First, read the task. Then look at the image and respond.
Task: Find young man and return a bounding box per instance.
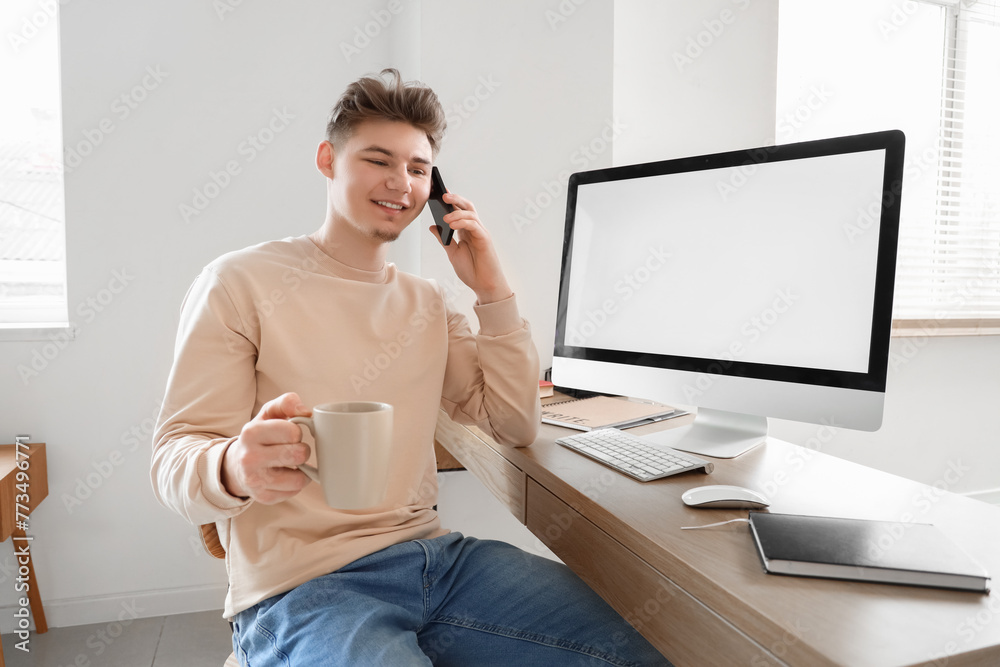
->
[152,69,668,665]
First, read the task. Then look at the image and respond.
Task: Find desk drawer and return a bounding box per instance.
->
[525,478,785,667]
[434,411,526,523]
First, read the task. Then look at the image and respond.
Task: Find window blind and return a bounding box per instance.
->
[894,0,1000,325]
[0,0,67,328]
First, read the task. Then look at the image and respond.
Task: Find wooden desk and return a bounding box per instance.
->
[435,411,1000,667]
[0,442,48,666]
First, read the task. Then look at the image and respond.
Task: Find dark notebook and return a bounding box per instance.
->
[748,512,991,593]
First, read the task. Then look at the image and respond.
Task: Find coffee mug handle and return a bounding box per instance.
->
[289,416,321,484]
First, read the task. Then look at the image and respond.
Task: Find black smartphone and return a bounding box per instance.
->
[428,166,455,246]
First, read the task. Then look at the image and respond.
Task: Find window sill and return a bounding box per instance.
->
[0,324,78,342]
[891,319,1000,338]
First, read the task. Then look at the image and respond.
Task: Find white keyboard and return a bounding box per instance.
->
[556,428,714,481]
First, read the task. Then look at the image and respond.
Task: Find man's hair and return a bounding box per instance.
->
[326,68,447,156]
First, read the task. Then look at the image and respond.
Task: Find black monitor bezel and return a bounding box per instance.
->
[553,130,905,393]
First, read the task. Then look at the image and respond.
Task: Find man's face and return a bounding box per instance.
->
[326,119,433,243]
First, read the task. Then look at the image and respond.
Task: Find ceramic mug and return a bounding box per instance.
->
[290,401,393,510]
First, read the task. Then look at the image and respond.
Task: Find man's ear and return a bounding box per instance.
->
[316,140,335,178]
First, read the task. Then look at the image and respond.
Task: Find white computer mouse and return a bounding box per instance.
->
[681,484,769,509]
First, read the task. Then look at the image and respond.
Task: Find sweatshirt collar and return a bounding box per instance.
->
[302,236,392,284]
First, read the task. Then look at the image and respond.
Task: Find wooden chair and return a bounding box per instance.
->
[195,523,238,666]
[0,442,48,667]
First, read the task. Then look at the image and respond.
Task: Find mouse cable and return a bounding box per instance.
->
[680,517,750,531]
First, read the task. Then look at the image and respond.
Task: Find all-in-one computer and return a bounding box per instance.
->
[552,130,905,459]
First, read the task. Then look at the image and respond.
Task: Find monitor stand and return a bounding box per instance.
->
[640,408,766,459]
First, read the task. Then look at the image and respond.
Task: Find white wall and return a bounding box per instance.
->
[614,0,779,163]
[0,0,996,635]
[769,334,1000,503]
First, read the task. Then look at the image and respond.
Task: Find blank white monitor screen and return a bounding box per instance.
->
[564,149,885,374]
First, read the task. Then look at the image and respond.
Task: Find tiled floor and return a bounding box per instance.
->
[0,609,234,667]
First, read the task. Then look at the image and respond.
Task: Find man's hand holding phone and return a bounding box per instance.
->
[426,168,513,306]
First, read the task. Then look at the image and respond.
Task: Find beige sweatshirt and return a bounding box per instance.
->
[151,236,541,619]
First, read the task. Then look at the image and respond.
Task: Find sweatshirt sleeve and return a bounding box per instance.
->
[150,267,257,526]
[439,292,541,447]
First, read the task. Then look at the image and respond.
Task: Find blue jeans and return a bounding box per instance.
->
[232,533,671,666]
